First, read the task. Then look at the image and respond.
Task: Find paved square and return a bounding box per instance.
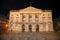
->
[0,32,60,40]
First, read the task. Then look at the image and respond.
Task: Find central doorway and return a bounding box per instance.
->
[29,24,32,32]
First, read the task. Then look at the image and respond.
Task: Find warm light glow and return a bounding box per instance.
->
[5,24,8,28]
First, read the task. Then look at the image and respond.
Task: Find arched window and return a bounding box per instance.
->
[29,24,32,32]
[22,24,25,32]
[36,24,39,32]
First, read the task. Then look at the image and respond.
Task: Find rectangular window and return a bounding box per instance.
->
[22,15,25,18]
[29,15,32,18]
[35,15,38,18]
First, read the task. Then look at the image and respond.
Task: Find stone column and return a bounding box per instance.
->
[50,23,54,32]
[32,24,36,32]
[25,24,29,32]
[39,24,43,32]
[18,24,21,32]
[46,24,49,32]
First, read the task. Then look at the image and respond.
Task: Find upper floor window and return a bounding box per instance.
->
[35,15,38,18]
[16,14,18,16]
[22,15,25,18]
[29,15,32,18]
[43,14,45,16]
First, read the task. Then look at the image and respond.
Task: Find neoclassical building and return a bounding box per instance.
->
[8,6,53,32]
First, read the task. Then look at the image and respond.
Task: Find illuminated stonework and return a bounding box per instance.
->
[8,6,53,32]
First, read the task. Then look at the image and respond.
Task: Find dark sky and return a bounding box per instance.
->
[0,0,60,19]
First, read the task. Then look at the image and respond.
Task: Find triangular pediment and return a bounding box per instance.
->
[19,6,42,13]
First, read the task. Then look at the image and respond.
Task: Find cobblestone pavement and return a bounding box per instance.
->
[0,32,60,40]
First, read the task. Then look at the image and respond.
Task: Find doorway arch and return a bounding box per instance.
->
[22,24,25,32]
[29,24,32,32]
[36,24,39,32]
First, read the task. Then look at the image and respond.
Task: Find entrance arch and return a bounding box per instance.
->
[29,24,32,32]
[22,24,25,32]
[36,24,39,32]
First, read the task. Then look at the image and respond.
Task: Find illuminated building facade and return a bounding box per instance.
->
[8,6,53,32]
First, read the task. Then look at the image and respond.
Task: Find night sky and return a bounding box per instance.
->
[0,0,60,19]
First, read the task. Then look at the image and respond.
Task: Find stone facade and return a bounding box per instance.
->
[8,6,53,32]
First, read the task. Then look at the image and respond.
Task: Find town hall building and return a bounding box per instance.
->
[8,6,54,32]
